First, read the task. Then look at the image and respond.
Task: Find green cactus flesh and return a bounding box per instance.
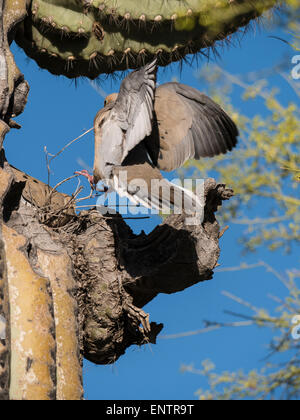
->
[15,0,277,78]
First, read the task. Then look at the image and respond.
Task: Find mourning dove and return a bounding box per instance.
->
[76,59,238,214]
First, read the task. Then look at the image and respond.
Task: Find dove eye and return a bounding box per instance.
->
[104,100,107,106]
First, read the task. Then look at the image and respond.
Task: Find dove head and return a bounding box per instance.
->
[104,93,118,106]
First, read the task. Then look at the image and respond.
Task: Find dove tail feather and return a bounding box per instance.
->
[112,175,203,216]
[169,181,203,214]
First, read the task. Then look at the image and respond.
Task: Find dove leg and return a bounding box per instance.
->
[75,169,95,188]
[75,170,109,194]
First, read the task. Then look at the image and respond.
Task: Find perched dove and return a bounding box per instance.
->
[77,59,238,214]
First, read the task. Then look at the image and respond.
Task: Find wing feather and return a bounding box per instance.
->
[111,59,157,161]
[150,82,238,172]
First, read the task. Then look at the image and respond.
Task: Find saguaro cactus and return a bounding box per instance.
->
[15,0,277,78]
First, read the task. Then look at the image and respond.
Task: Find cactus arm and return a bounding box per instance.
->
[16,0,278,78]
[3,225,57,400]
[36,251,83,401]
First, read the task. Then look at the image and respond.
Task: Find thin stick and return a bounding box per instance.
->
[46,174,79,205]
[75,205,97,209]
[75,189,98,203]
[160,321,253,340]
[73,177,83,197]
[44,127,94,187]
[44,146,51,188]
[49,127,94,163]
[42,185,84,224]
[222,290,261,312]
[52,174,79,192]
[218,225,229,238]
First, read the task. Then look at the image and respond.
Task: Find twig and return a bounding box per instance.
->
[75,204,97,209]
[73,178,83,198]
[75,189,96,204]
[160,320,253,340]
[42,185,84,225]
[44,146,51,189]
[222,290,261,312]
[232,215,290,226]
[223,310,273,323]
[49,127,94,163]
[218,225,229,238]
[53,174,79,193]
[44,127,93,186]
[46,174,79,205]
[215,261,265,273]
[216,261,290,290]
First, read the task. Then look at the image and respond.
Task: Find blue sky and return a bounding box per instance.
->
[7,15,299,400]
